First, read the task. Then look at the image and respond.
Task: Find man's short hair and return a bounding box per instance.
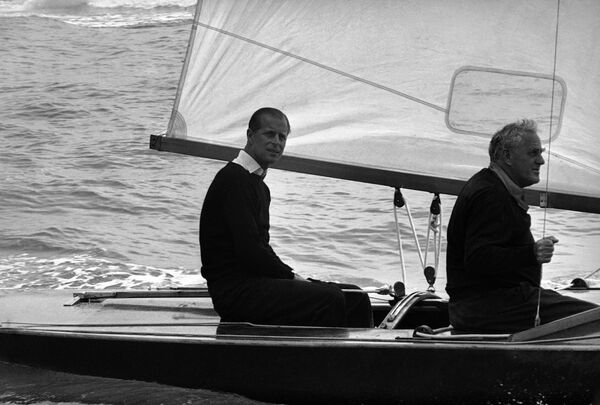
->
[488,119,538,162]
[248,107,290,133]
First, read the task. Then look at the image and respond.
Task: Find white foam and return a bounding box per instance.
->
[2,0,196,25]
[0,253,203,290]
[89,0,196,9]
[58,10,192,27]
[24,0,89,10]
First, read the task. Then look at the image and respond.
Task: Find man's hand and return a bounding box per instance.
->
[534,236,559,264]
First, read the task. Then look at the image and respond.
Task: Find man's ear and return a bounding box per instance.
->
[502,148,512,166]
[246,128,253,143]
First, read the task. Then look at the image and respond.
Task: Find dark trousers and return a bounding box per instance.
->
[449,282,598,333]
[210,277,373,328]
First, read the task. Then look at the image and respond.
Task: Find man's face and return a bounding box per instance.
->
[246,114,289,169]
[505,131,545,187]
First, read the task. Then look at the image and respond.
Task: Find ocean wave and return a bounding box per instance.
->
[21,0,195,11]
[1,0,195,28]
[57,11,193,28]
[0,253,202,289]
[12,101,91,120]
[91,0,196,9]
[0,233,128,260]
[23,0,89,10]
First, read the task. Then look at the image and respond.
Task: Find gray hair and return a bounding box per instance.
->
[488,119,538,162]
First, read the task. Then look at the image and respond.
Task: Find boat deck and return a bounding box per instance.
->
[0,289,418,342]
[2,288,600,344]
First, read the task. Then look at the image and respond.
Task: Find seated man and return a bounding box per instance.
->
[446,119,597,333]
[199,107,373,327]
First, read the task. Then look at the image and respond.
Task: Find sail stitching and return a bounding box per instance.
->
[548,151,600,176]
[196,22,447,113]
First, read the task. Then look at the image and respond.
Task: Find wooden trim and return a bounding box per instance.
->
[509,307,600,342]
[149,135,600,214]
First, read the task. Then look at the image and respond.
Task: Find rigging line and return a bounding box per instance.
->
[196,22,447,113]
[393,204,407,286]
[535,0,562,328]
[404,201,425,269]
[583,267,600,280]
[542,0,561,236]
[435,211,442,271]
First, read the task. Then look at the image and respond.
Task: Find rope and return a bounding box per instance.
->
[535,0,561,328]
[392,189,443,291]
[583,267,600,280]
[404,200,425,269]
[433,211,442,283]
[424,194,442,291]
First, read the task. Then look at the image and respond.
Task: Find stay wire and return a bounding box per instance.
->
[535,0,561,328]
[399,196,425,269]
[393,203,407,286]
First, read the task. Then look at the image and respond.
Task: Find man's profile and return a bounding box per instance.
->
[446,119,597,333]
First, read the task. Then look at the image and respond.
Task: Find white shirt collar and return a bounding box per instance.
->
[489,162,528,211]
[232,150,266,178]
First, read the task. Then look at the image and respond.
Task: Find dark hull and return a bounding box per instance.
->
[1,289,599,404]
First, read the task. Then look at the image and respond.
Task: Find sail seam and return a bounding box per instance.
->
[549,151,600,176]
[196,22,447,113]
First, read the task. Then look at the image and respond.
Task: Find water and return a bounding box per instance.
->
[1,0,599,403]
[0,360,269,405]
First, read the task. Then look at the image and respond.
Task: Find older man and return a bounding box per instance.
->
[446,119,597,333]
[200,107,373,327]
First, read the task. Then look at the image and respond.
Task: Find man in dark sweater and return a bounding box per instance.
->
[446,119,597,333]
[200,107,373,327]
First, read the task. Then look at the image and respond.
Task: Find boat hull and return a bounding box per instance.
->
[1,289,599,404]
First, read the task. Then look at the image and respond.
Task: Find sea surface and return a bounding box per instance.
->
[1,0,599,404]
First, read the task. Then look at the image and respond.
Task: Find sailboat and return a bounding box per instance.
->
[1,0,600,404]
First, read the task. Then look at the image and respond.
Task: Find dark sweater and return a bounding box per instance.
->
[445,168,539,301]
[199,162,294,285]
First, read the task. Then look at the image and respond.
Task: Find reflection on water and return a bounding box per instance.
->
[0,361,269,405]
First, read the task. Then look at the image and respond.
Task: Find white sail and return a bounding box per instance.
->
[162,0,600,212]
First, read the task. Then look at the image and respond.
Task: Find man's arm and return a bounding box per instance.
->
[463,188,537,276]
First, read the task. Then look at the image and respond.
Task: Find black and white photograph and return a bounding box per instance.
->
[1,0,599,404]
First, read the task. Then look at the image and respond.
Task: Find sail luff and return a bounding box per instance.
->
[166,0,204,138]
